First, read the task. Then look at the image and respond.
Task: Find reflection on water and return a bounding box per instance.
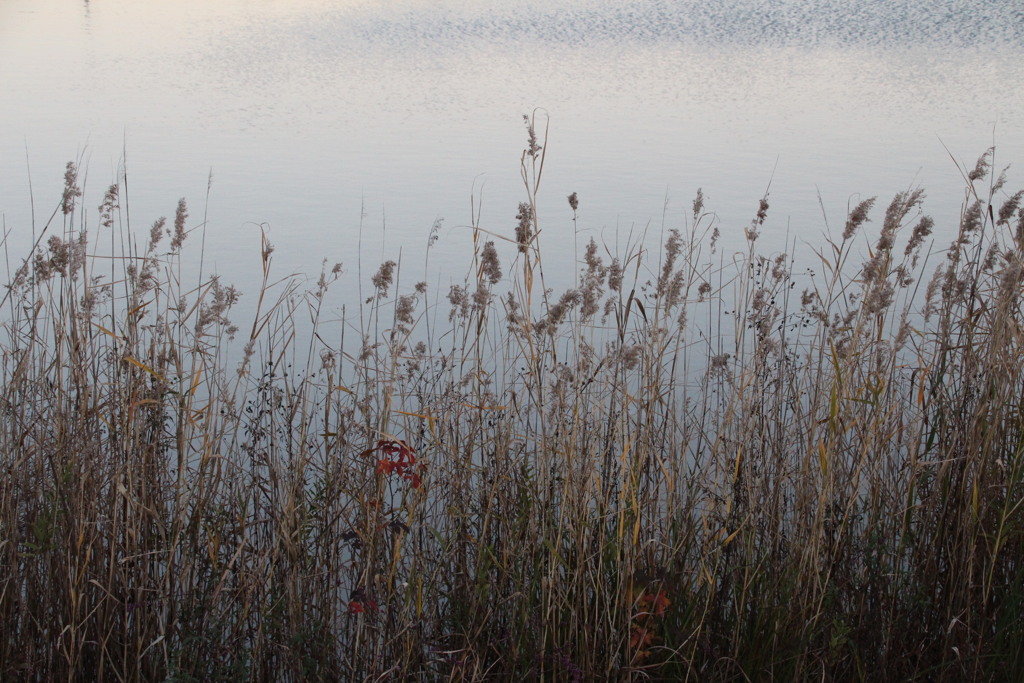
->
[0,0,1022,294]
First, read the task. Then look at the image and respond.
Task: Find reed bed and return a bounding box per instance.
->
[2,122,1024,681]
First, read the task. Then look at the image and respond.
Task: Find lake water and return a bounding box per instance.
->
[2,0,1023,303]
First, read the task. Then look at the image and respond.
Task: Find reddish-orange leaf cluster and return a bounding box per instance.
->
[347,599,378,615]
[360,440,425,489]
[629,626,655,650]
[634,589,671,621]
[629,588,671,661]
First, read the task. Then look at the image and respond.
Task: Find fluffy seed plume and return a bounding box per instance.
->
[515,203,534,253]
[843,197,876,241]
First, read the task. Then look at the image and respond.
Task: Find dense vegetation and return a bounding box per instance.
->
[3,120,1024,680]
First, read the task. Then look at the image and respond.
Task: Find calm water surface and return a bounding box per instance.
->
[1,0,1022,299]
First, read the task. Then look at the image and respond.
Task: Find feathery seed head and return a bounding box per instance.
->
[843,197,876,241]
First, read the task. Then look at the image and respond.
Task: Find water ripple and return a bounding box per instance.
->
[328,0,1024,50]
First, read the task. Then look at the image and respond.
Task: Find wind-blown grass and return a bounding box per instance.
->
[2,121,1024,681]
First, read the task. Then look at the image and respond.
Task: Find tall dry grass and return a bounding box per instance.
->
[2,123,1024,681]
